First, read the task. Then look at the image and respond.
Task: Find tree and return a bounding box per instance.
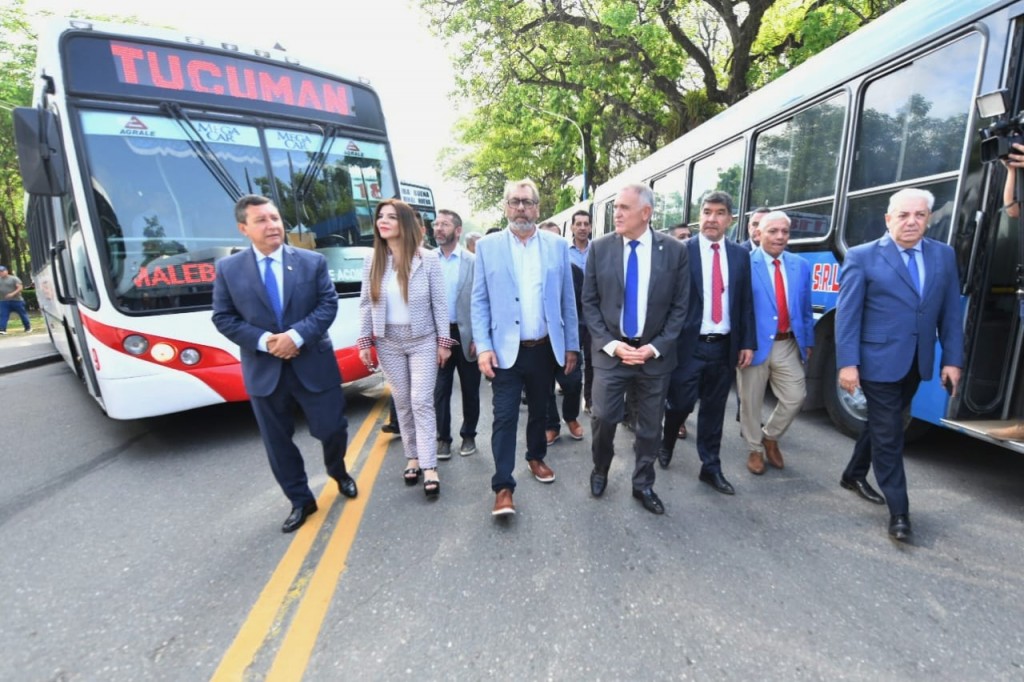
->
[421,0,906,213]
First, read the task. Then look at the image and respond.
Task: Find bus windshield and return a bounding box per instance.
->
[79,109,395,313]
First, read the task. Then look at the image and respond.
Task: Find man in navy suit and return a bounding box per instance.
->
[472,179,579,517]
[836,188,963,542]
[659,191,756,496]
[736,211,814,475]
[213,195,357,534]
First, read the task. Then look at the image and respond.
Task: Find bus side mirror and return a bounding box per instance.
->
[12,107,67,196]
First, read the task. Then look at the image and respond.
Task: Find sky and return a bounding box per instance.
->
[21,0,480,219]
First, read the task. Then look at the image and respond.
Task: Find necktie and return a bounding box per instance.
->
[263,256,283,327]
[773,258,790,333]
[711,242,724,324]
[623,240,639,338]
[905,248,921,296]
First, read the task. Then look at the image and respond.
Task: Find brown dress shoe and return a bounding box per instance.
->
[747,451,766,475]
[528,459,556,483]
[566,420,584,440]
[545,429,560,446]
[763,438,784,469]
[492,489,515,516]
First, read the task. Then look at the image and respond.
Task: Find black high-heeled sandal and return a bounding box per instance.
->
[423,468,440,498]
[403,461,422,486]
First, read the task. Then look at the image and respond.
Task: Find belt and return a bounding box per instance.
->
[774,330,794,341]
[698,333,730,343]
[520,335,549,348]
[620,336,643,346]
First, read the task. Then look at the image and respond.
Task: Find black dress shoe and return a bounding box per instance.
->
[840,477,885,505]
[889,514,912,542]
[657,447,673,469]
[590,470,608,497]
[698,470,735,495]
[282,501,317,533]
[336,475,358,499]
[632,487,665,514]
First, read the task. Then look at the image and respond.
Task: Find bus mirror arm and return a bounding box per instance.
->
[50,241,76,305]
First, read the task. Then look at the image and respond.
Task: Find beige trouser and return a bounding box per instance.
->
[736,338,807,453]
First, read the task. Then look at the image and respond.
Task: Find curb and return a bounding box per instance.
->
[0,353,62,375]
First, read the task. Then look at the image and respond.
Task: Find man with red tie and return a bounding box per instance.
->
[659,191,756,496]
[736,211,814,475]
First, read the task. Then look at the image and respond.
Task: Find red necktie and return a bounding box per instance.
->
[774,258,790,333]
[711,243,723,324]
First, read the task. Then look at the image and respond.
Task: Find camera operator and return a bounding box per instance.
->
[1002,141,1024,218]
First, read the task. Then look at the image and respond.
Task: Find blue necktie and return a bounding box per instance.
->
[905,248,921,296]
[263,256,283,327]
[623,240,639,338]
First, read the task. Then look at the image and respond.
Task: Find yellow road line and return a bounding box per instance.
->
[264,426,391,681]
[210,396,388,682]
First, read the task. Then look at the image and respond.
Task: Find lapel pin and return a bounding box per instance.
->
[287,265,293,271]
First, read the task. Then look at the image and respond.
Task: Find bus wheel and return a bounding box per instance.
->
[822,346,866,439]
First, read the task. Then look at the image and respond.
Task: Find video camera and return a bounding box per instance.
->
[977,89,1024,163]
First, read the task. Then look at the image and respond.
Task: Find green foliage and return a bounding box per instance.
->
[420,0,906,213]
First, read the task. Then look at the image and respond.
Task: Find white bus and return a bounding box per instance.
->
[13,19,398,418]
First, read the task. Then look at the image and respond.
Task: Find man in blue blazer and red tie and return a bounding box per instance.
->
[836,188,963,542]
[659,191,756,496]
[213,195,357,534]
[736,211,814,475]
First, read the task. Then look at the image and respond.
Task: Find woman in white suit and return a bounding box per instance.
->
[358,199,453,497]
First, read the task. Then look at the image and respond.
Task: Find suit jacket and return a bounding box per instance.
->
[212,245,339,397]
[836,234,963,382]
[357,247,450,348]
[749,249,814,365]
[471,228,579,369]
[453,249,477,362]
[676,237,757,365]
[582,229,690,376]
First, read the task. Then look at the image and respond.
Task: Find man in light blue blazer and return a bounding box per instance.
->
[736,211,814,476]
[836,188,964,542]
[472,179,580,517]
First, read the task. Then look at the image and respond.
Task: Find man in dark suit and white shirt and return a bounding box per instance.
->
[659,191,756,496]
[433,209,481,459]
[582,183,689,514]
[836,188,963,542]
[213,194,357,534]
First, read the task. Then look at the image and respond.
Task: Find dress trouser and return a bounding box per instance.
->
[546,361,582,430]
[735,338,806,452]
[490,340,556,492]
[591,361,670,491]
[434,324,481,443]
[376,325,440,469]
[665,337,732,474]
[843,361,921,516]
[249,363,349,507]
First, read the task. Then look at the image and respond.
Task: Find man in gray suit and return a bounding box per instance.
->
[472,179,580,517]
[433,209,481,460]
[582,183,689,514]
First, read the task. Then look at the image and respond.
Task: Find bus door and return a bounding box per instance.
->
[948,13,1024,450]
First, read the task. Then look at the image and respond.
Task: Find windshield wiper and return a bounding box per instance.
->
[293,124,339,204]
[161,102,244,202]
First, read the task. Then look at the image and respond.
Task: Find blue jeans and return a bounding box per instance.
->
[0,300,31,331]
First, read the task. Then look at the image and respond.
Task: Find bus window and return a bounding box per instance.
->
[845,178,957,248]
[688,139,745,232]
[651,165,687,233]
[751,93,847,211]
[850,33,982,191]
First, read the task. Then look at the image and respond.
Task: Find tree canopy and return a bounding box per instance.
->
[420,0,906,215]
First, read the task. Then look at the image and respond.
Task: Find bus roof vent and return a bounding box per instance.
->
[221,43,239,52]
[68,20,93,30]
[185,36,204,46]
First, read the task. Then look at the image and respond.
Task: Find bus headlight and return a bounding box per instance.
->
[123,335,149,356]
[180,348,201,366]
[150,342,176,363]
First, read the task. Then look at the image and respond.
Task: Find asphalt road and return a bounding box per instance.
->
[2,361,1023,681]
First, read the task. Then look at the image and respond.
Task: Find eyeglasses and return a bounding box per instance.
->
[434,221,455,229]
[506,198,539,208]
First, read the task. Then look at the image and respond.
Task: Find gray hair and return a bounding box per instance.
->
[620,182,654,209]
[887,188,935,213]
[503,178,540,203]
[759,210,791,227]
